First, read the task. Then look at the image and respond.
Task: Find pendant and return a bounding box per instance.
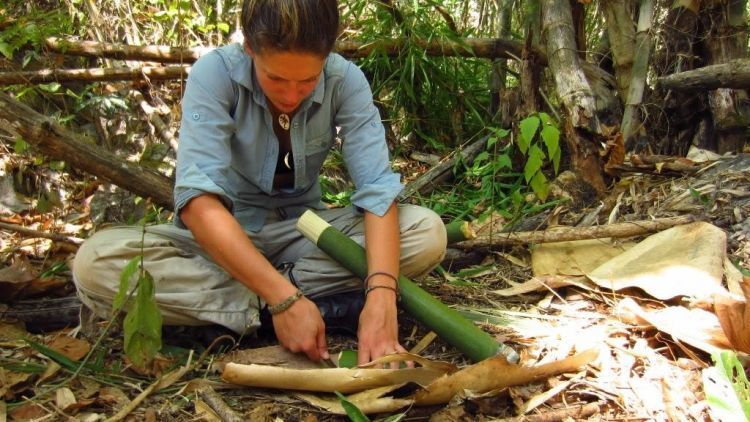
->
[278,113,290,131]
[283,151,293,170]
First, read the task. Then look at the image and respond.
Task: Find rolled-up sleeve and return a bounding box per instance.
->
[174,51,237,227]
[335,62,402,217]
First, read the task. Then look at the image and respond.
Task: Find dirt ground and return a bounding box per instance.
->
[1,153,749,421]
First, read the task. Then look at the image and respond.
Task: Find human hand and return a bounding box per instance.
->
[356,290,411,368]
[272,296,329,362]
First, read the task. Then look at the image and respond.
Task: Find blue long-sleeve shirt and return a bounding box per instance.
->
[174,43,403,232]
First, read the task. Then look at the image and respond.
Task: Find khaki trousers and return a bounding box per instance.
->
[72,205,446,335]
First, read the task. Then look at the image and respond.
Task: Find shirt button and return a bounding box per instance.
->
[293,122,299,129]
[192,113,200,120]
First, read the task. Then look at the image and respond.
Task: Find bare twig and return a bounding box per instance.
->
[196,386,243,422]
[0,221,83,245]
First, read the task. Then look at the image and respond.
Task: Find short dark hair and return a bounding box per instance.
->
[241,0,339,57]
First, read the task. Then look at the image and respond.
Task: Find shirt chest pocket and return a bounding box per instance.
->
[303,128,333,181]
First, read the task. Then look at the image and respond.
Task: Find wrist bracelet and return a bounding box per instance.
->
[364,272,400,301]
[364,272,399,288]
[268,290,304,315]
[365,284,400,301]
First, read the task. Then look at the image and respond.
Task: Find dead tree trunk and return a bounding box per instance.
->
[701,0,750,153]
[542,0,607,194]
[0,92,174,209]
[0,66,189,84]
[603,0,636,100]
[657,59,750,90]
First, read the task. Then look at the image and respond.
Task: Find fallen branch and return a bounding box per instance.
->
[399,135,488,200]
[459,215,696,248]
[45,36,537,63]
[0,66,189,85]
[0,91,174,209]
[0,221,83,245]
[657,58,750,91]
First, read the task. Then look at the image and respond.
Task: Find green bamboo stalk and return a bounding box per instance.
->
[296,210,507,362]
[444,220,476,244]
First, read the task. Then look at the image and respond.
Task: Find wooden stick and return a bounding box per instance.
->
[196,386,243,422]
[459,215,696,248]
[0,66,189,85]
[0,221,83,245]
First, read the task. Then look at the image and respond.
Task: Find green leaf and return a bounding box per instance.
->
[0,41,12,59]
[551,147,561,175]
[529,171,549,201]
[538,112,553,127]
[113,256,142,312]
[216,22,230,33]
[540,125,560,161]
[518,116,540,154]
[123,269,162,369]
[14,138,29,154]
[495,154,512,170]
[334,391,370,422]
[523,144,545,183]
[704,351,750,421]
[38,82,61,93]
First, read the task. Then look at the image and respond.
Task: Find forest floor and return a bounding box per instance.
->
[1,151,749,421]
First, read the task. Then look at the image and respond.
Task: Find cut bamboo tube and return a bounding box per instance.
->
[296,210,504,362]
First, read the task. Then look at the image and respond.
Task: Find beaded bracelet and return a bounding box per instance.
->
[268,290,304,315]
[364,272,400,301]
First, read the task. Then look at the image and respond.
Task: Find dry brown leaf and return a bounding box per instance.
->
[615,298,732,354]
[194,399,222,422]
[413,349,598,406]
[56,387,77,412]
[0,368,32,400]
[588,222,726,300]
[0,257,36,300]
[124,353,174,378]
[713,279,750,353]
[35,361,62,386]
[531,239,633,277]
[603,133,625,176]
[46,335,90,361]
[98,387,131,410]
[8,402,47,420]
[0,320,28,340]
[492,275,594,296]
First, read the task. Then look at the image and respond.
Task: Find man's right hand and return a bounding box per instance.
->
[272,296,329,362]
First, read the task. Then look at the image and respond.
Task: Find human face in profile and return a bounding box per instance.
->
[246,45,325,114]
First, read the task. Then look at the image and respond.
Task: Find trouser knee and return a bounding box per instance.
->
[399,205,447,278]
